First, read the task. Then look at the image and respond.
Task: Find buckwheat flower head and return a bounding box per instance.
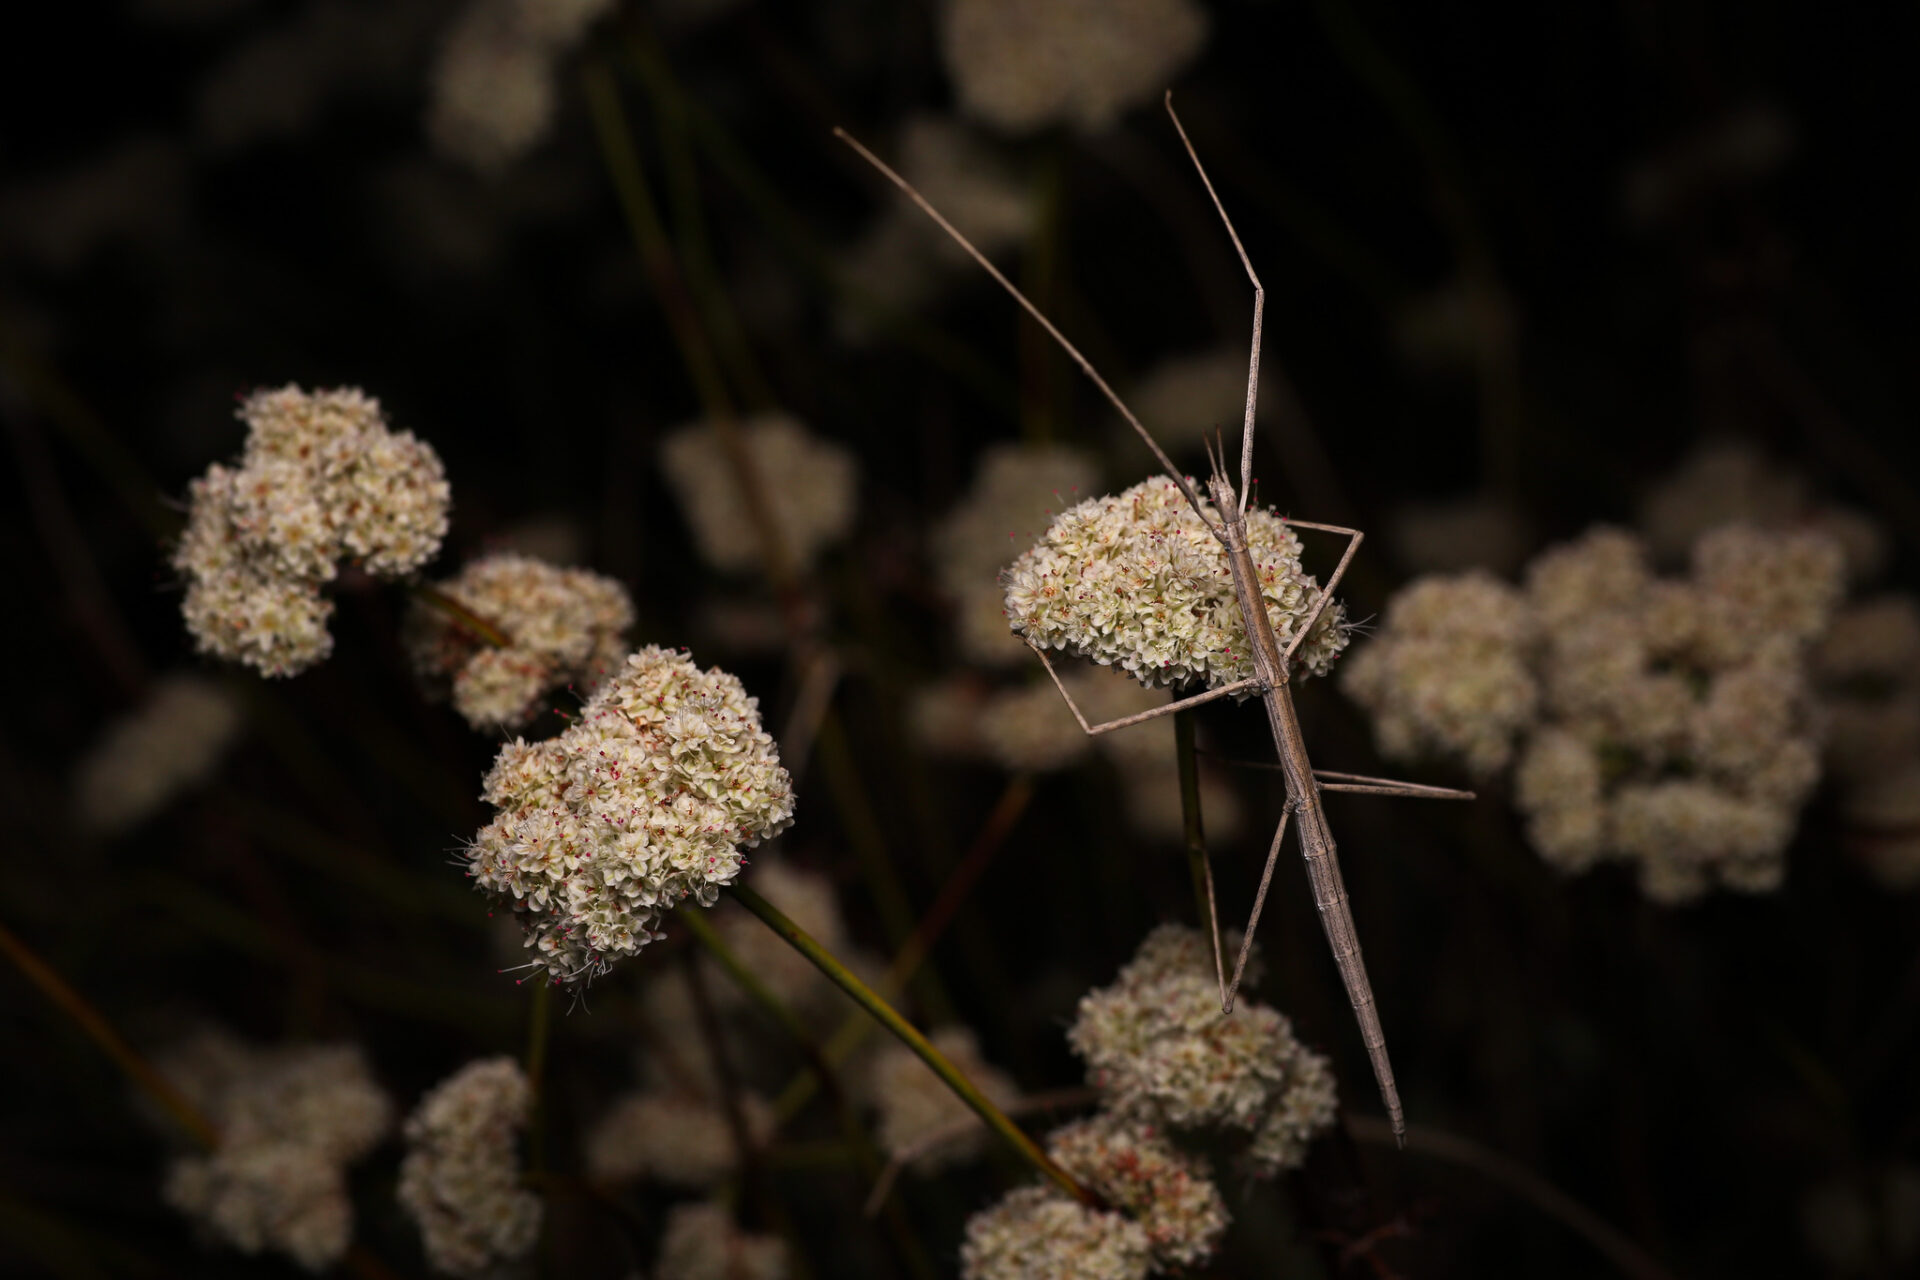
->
[1524,526,1651,631]
[1045,1112,1228,1269]
[585,1087,774,1188]
[1005,478,1348,692]
[426,0,614,173]
[467,646,796,983]
[173,385,450,677]
[1068,926,1336,1168]
[1341,571,1540,776]
[1690,523,1848,667]
[405,552,634,731]
[659,414,858,575]
[74,673,243,834]
[657,1200,788,1280]
[941,0,1209,135]
[397,1057,541,1277]
[933,443,1099,667]
[868,1026,1021,1172]
[960,1185,1153,1280]
[159,1037,392,1272]
[1612,781,1792,903]
[1512,727,1608,873]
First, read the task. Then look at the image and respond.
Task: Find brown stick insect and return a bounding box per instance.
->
[836,96,1471,1146]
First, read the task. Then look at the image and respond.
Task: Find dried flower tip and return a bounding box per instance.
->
[1045,1112,1228,1269]
[941,0,1208,135]
[960,1185,1153,1280]
[173,385,450,677]
[467,645,795,983]
[657,1200,788,1280]
[660,413,858,575]
[1006,478,1348,693]
[868,1026,1021,1173]
[74,673,242,835]
[397,1057,541,1276]
[1341,571,1540,777]
[406,552,634,731]
[586,1087,774,1188]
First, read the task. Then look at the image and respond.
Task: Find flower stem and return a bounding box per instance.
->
[409,581,511,649]
[1175,709,1229,1001]
[724,883,1102,1210]
[0,920,217,1149]
[679,908,938,1280]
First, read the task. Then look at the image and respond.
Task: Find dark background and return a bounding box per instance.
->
[3,1,1918,1277]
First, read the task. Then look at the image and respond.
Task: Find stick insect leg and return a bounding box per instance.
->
[1164,93,1263,515]
[1314,769,1475,801]
[1222,801,1292,1014]
[1028,642,1262,736]
[1280,520,1364,667]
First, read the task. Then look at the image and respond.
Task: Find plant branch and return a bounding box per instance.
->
[725,883,1102,1210]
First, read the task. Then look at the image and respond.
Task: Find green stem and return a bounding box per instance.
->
[409,582,511,649]
[773,773,1034,1123]
[724,884,1101,1210]
[680,909,938,1280]
[1174,709,1228,998]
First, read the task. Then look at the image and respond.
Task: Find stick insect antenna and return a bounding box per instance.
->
[832,126,1225,542]
[1163,92,1262,517]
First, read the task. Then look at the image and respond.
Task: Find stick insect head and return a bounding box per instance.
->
[1200,430,1241,531]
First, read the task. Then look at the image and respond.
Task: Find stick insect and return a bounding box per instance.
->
[836,96,1471,1146]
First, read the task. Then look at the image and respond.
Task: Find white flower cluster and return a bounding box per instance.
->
[74,673,242,835]
[1817,594,1920,889]
[157,1030,392,1272]
[659,413,859,575]
[656,1200,788,1280]
[586,1086,774,1188]
[396,1057,542,1277]
[867,1026,1021,1172]
[1005,478,1349,691]
[935,444,1101,667]
[467,646,796,983]
[1046,1113,1227,1271]
[839,117,1033,338]
[940,0,1209,135]
[173,385,450,677]
[1637,440,1884,582]
[1347,522,1847,902]
[427,0,615,174]
[405,552,634,731]
[962,1185,1154,1280]
[1066,925,1337,1176]
[1340,571,1540,777]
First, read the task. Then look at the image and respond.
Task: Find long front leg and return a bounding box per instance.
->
[1028,641,1262,735]
[1282,519,1363,667]
[1222,802,1291,1013]
[1315,769,1475,801]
